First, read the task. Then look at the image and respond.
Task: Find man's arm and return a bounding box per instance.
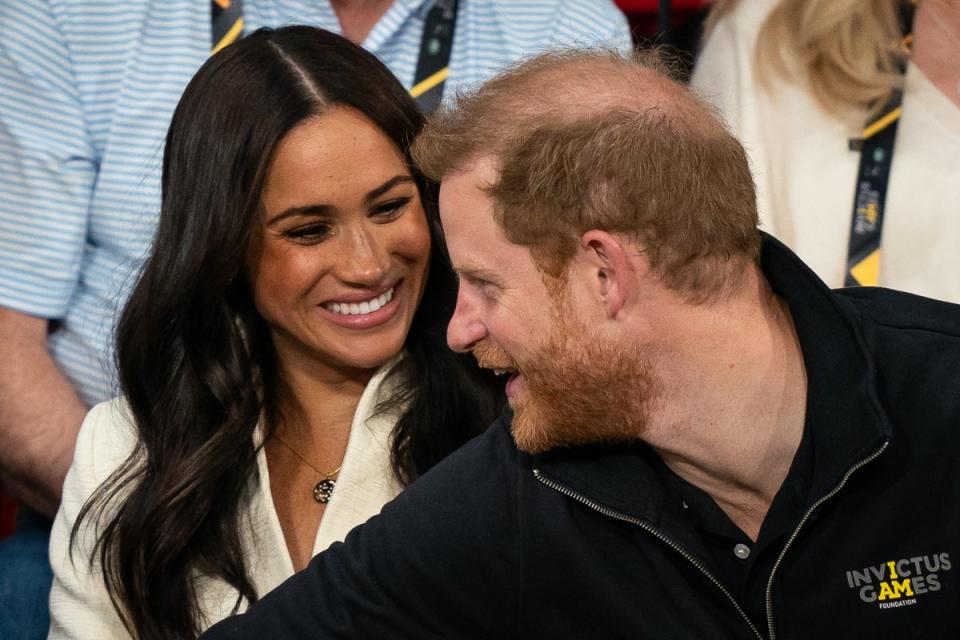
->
[0,308,87,517]
[202,420,522,639]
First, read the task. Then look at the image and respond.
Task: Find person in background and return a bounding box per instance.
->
[46,26,503,640]
[0,1,630,636]
[201,47,960,639]
[692,0,959,301]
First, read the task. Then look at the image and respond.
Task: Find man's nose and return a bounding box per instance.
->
[446,288,486,353]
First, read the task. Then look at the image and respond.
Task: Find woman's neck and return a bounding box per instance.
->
[266,358,377,573]
[274,353,375,452]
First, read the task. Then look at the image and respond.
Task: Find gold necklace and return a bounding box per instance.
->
[274,433,343,504]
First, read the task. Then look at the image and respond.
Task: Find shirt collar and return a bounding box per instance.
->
[759,233,891,501]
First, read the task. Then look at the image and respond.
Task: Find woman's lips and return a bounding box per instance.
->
[318,281,403,329]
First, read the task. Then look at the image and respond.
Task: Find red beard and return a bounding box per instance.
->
[473,312,660,454]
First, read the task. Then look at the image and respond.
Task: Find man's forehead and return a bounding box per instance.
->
[438,163,497,237]
[437,167,536,277]
[439,157,496,207]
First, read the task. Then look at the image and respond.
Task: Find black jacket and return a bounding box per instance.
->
[203,236,960,639]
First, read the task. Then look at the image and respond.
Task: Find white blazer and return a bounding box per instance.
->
[48,363,404,638]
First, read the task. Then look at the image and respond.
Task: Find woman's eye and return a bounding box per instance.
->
[285,223,331,243]
[371,197,411,220]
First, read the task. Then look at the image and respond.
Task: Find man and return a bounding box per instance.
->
[218,49,956,638]
[0,2,629,636]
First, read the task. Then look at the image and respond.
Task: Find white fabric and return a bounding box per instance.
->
[692,0,960,301]
[48,363,404,638]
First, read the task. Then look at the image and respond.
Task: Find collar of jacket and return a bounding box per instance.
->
[533,233,892,539]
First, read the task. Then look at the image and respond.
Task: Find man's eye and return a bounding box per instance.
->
[371,197,411,220]
[286,223,331,243]
[469,277,499,299]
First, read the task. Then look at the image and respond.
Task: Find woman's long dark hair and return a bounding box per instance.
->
[72,26,502,639]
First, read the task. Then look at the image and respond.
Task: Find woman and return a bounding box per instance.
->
[693,0,960,301]
[47,26,502,639]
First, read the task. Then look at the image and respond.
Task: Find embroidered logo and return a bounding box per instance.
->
[846,553,952,610]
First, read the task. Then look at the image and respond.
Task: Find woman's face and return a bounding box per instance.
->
[248,107,431,380]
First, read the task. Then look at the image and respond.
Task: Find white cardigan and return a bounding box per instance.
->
[48,363,404,638]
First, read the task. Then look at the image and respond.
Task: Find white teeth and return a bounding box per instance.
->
[324,287,395,316]
[492,368,515,376]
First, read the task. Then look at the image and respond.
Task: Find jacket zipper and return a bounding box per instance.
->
[532,468,764,640]
[764,439,889,640]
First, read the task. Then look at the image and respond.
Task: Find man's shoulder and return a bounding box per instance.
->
[836,288,960,437]
[835,286,960,341]
[410,411,524,494]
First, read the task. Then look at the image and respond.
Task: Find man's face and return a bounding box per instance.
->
[440,160,659,453]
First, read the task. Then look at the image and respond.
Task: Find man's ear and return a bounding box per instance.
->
[577,230,636,320]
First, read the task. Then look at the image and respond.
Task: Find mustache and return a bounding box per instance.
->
[471,342,517,371]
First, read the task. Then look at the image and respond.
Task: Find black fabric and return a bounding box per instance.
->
[652,421,814,632]
[202,234,960,640]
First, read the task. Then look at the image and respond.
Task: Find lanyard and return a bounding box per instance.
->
[410,0,458,113]
[844,2,915,287]
[211,0,244,54]
[209,0,458,114]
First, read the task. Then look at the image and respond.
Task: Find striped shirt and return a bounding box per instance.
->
[0,0,630,405]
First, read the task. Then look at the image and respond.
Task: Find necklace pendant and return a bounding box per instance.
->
[313,478,336,504]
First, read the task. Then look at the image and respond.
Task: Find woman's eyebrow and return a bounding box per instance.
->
[267,175,416,226]
[266,203,333,227]
[364,175,415,203]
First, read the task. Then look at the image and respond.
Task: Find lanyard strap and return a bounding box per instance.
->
[211,0,244,54]
[410,0,459,114]
[209,0,458,113]
[844,2,915,287]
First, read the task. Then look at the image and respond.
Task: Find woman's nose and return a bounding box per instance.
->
[336,225,388,285]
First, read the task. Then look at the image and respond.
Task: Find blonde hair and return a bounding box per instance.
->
[706,0,908,114]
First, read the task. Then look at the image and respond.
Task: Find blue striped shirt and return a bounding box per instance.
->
[0,0,630,405]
